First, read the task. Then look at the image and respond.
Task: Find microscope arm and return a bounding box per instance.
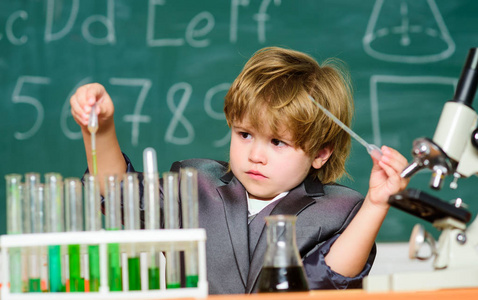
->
[401,48,478,186]
[431,47,478,178]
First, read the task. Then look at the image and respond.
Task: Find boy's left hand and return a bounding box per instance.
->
[368,146,410,208]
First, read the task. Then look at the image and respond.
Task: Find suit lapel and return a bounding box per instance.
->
[217,175,249,289]
[245,176,320,293]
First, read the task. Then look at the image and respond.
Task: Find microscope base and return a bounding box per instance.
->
[363,268,478,292]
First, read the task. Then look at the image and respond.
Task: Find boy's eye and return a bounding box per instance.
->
[271,139,286,147]
[240,132,251,139]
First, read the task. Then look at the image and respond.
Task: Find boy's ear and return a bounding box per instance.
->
[312,147,333,169]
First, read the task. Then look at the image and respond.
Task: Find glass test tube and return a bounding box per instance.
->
[105,175,122,291]
[65,177,84,292]
[84,174,102,292]
[25,173,42,292]
[163,172,181,289]
[23,173,37,234]
[6,174,24,293]
[19,183,29,292]
[45,173,65,293]
[180,168,199,288]
[143,148,160,290]
[35,184,48,292]
[123,173,141,291]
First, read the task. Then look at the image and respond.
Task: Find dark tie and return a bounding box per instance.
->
[247,201,280,262]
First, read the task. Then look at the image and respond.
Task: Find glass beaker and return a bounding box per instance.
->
[257,215,309,293]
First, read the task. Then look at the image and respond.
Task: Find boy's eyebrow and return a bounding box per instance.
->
[231,123,251,131]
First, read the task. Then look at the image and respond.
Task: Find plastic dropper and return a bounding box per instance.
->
[88,103,98,175]
[307,95,383,161]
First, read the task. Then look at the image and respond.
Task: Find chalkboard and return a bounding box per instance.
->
[1,0,477,241]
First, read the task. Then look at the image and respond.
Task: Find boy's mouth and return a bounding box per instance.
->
[246,170,267,179]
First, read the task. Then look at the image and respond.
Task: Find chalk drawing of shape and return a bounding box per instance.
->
[363,0,455,64]
[369,75,458,148]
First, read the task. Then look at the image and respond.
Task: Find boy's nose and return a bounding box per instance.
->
[248,142,267,164]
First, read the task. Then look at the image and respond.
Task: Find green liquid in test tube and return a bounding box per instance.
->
[84,174,102,292]
[180,168,199,288]
[25,173,42,292]
[65,177,85,292]
[123,173,141,291]
[45,173,65,293]
[163,172,181,289]
[105,175,123,291]
[143,148,160,290]
[148,268,160,290]
[6,174,24,293]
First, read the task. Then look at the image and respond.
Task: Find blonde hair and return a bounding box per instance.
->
[224,47,354,183]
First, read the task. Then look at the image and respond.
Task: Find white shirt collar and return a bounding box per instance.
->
[247,191,289,216]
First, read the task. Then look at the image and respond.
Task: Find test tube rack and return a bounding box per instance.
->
[1,228,208,300]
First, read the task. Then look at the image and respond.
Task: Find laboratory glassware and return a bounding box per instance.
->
[257,215,309,293]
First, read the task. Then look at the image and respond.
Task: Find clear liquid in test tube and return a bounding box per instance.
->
[123,173,141,291]
[65,177,84,292]
[6,174,24,293]
[84,174,102,292]
[45,173,65,293]
[180,168,199,288]
[105,175,123,291]
[163,172,181,289]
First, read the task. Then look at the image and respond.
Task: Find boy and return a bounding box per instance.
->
[70,47,409,294]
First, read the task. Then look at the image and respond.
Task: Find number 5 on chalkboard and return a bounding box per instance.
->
[12,76,51,140]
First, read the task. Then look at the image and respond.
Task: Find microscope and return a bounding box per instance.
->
[364,47,478,291]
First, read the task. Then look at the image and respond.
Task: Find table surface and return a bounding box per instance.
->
[206,289,478,300]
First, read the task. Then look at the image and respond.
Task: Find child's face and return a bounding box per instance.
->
[229,117,317,201]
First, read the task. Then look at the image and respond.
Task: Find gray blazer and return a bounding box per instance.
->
[166,158,375,295]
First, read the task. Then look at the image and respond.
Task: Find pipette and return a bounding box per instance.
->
[88,104,98,175]
[307,95,383,161]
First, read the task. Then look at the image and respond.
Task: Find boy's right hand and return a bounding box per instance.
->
[70,83,115,132]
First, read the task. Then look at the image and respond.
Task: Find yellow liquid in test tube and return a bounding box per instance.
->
[88,104,98,175]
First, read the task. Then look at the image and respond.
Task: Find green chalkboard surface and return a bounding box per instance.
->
[1,0,477,241]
